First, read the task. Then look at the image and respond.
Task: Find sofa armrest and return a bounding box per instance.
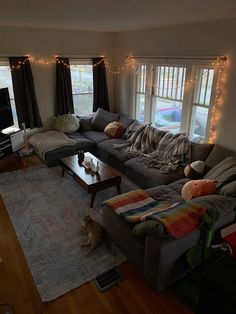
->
[143,229,200,291]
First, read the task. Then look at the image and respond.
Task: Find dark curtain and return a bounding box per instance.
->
[55,57,74,115]
[9,56,43,129]
[92,58,110,112]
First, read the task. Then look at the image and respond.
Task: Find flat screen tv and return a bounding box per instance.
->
[0,88,14,131]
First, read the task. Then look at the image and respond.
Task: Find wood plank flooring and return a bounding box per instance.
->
[0,155,194,314]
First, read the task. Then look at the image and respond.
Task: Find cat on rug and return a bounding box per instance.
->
[81,215,109,253]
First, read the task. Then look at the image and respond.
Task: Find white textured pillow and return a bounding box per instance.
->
[52,114,80,133]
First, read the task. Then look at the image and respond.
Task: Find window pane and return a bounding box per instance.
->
[136,93,145,122]
[152,97,182,133]
[70,64,93,115]
[136,65,146,93]
[154,65,186,101]
[193,68,214,106]
[0,65,18,129]
[73,94,94,116]
[189,106,209,143]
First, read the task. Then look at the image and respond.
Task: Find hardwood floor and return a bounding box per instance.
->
[0,155,194,314]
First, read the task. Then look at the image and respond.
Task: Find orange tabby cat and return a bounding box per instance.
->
[81,215,105,253]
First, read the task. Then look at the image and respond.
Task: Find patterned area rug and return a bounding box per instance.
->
[0,165,138,302]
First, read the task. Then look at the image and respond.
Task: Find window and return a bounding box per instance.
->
[133,59,219,143]
[0,60,18,131]
[70,60,93,115]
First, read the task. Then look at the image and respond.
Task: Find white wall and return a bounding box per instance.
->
[114,18,236,150]
[0,26,115,128]
[1,19,236,150]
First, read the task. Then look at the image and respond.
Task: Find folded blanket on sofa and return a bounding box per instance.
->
[103,189,207,238]
[29,130,76,160]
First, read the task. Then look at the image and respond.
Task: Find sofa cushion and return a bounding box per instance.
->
[125,157,185,189]
[168,178,191,195]
[188,195,236,230]
[118,113,135,129]
[98,138,134,172]
[132,221,166,238]
[191,142,214,162]
[218,181,236,198]
[79,113,95,132]
[81,131,110,144]
[205,144,236,169]
[91,108,119,131]
[122,120,142,139]
[104,121,125,138]
[204,157,236,188]
[146,184,182,203]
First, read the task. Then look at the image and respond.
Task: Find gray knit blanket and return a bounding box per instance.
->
[114,124,191,173]
[29,130,76,160]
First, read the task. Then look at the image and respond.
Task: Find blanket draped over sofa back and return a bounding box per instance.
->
[114,124,191,173]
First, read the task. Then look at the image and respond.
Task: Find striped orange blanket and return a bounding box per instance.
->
[103,189,207,238]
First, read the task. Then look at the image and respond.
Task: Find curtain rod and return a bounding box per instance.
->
[129,55,227,61]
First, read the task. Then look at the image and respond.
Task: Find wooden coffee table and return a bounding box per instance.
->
[60,152,121,207]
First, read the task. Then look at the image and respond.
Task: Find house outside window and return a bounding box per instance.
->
[132,58,219,143]
[0,60,18,131]
[70,59,93,115]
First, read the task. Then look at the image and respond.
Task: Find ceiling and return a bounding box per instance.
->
[1,0,236,32]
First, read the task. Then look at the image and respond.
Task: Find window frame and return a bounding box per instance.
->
[132,57,220,143]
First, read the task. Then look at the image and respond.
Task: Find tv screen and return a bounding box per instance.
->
[0,88,14,131]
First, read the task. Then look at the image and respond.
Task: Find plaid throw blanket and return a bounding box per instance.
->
[114,124,191,173]
[104,190,207,238]
[136,131,191,173]
[29,130,76,160]
[113,123,164,154]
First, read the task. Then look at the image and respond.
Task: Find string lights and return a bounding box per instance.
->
[9,54,133,75]
[8,53,226,143]
[208,57,226,143]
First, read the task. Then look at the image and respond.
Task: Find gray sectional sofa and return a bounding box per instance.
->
[33,109,236,292]
[42,109,214,189]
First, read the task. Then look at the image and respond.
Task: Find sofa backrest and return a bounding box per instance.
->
[191,142,215,163]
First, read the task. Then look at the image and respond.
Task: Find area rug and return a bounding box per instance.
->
[0,165,138,302]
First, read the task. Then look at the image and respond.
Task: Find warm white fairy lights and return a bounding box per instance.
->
[9,54,134,75]
[8,54,226,143]
[208,57,226,143]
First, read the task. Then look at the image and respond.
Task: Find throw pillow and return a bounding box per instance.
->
[104,121,125,138]
[182,179,217,200]
[204,156,236,189]
[205,144,236,169]
[51,114,80,133]
[118,113,135,129]
[79,113,95,132]
[91,108,119,131]
[184,161,205,179]
[191,142,214,163]
[122,120,142,139]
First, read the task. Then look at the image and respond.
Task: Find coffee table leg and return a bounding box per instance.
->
[90,192,96,208]
[117,184,121,195]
